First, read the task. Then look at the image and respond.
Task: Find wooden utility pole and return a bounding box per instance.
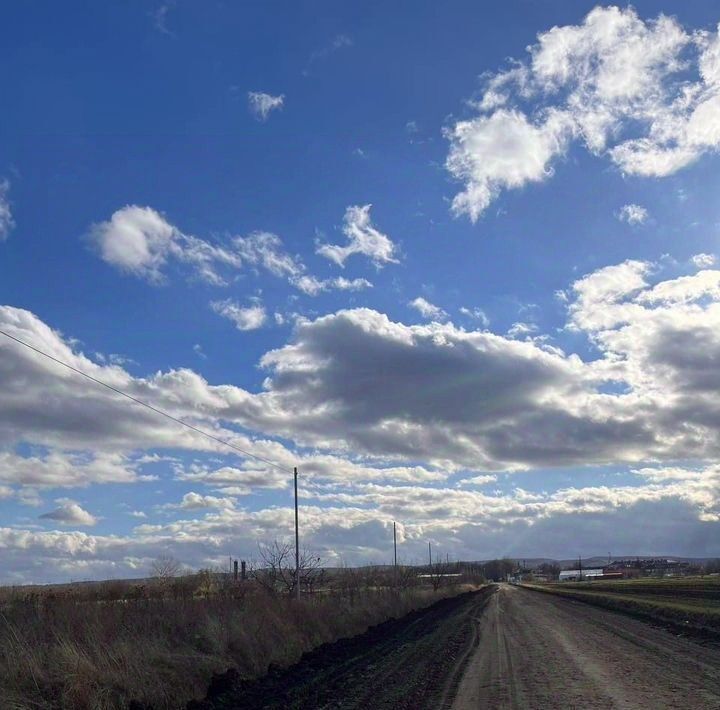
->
[294,466,300,600]
[428,542,432,569]
[393,522,397,571]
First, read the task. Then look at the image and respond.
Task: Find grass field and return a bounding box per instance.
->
[522,576,720,638]
[0,570,480,709]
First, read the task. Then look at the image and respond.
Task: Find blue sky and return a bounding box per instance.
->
[2,2,720,583]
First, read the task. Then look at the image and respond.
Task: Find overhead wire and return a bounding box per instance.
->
[0,328,294,474]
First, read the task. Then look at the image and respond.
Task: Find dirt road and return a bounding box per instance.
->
[453,584,720,709]
[190,584,720,709]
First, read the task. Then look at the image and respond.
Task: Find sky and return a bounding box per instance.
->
[2,2,720,583]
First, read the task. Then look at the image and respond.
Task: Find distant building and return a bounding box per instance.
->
[559,568,605,582]
[604,558,698,578]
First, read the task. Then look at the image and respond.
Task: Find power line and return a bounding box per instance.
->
[0,328,294,474]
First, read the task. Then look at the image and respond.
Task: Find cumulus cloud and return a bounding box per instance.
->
[210,299,267,331]
[692,253,716,268]
[617,203,649,225]
[447,7,720,219]
[90,205,179,282]
[248,92,284,121]
[316,205,399,268]
[254,258,720,470]
[11,252,720,475]
[0,303,452,494]
[90,206,367,297]
[173,492,237,510]
[7,252,720,579]
[39,499,98,527]
[3,459,717,583]
[0,451,147,489]
[409,297,448,321]
[0,179,14,241]
[446,109,572,221]
[89,205,240,285]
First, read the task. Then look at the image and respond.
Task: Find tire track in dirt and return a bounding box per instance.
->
[452,584,720,709]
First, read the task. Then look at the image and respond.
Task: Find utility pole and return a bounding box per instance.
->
[393,522,397,571]
[579,555,583,582]
[428,541,432,569]
[294,466,300,600]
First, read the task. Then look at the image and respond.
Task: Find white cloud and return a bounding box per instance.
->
[8,252,720,496]
[446,109,573,221]
[174,492,236,510]
[291,275,372,296]
[233,232,303,278]
[6,270,720,578]
[409,297,448,321]
[507,321,539,338]
[39,499,98,527]
[303,34,353,76]
[0,465,717,584]
[617,203,649,225]
[459,307,489,327]
[151,3,175,35]
[316,205,399,268]
[254,259,720,470]
[0,179,14,241]
[459,474,497,487]
[90,207,366,297]
[0,451,145,489]
[210,299,267,331]
[692,253,717,268]
[248,92,284,121]
[193,343,207,359]
[90,205,177,282]
[447,7,720,219]
[129,510,147,518]
[89,205,243,286]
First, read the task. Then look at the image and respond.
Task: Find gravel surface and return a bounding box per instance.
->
[452,584,720,709]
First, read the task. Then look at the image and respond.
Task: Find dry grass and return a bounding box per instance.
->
[0,571,479,709]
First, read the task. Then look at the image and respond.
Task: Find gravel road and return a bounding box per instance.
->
[452,584,720,709]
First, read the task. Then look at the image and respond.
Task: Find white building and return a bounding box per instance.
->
[559,568,604,582]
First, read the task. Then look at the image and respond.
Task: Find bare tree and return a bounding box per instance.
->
[254,540,324,595]
[151,555,181,581]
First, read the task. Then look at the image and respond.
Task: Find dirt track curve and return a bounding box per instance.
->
[189,584,720,709]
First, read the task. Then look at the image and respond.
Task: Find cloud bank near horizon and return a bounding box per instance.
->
[2,254,720,580]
